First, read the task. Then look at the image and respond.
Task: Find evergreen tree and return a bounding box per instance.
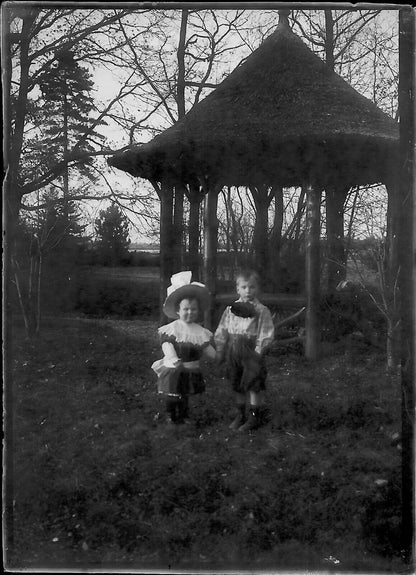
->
[35,49,105,210]
[37,190,87,261]
[94,204,131,266]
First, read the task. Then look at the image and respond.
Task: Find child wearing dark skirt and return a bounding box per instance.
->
[151,271,215,424]
[214,269,275,431]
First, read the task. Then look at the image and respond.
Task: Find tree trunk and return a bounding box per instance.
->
[293,186,306,243]
[305,184,321,360]
[345,186,360,253]
[5,10,35,336]
[324,9,335,71]
[176,9,188,119]
[398,7,415,563]
[8,10,36,195]
[326,186,347,292]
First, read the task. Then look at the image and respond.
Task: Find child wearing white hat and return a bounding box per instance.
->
[151,271,216,424]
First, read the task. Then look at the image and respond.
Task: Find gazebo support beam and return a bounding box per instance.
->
[250,184,273,284]
[305,183,321,360]
[398,6,414,563]
[159,180,175,323]
[385,182,401,370]
[326,185,348,292]
[172,183,185,271]
[270,185,284,291]
[188,182,201,281]
[203,184,220,328]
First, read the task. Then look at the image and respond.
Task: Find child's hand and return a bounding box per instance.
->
[253,348,262,359]
[215,351,225,365]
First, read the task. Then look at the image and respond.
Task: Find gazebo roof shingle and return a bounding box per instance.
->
[109,19,398,188]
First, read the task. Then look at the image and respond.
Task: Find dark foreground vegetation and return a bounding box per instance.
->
[7,309,408,572]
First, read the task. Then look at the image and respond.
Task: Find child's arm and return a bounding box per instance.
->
[161,342,181,367]
[202,344,216,361]
[214,307,230,363]
[255,307,275,356]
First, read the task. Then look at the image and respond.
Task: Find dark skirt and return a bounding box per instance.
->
[226,336,267,394]
[157,367,205,397]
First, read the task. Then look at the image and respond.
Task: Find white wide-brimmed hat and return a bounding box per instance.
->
[163,271,210,319]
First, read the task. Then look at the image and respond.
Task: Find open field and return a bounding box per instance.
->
[89,266,160,283]
[6,307,406,572]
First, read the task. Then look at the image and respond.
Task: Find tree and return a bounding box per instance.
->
[36,48,104,216]
[94,204,131,266]
[4,6,166,338]
[3,6,161,246]
[13,190,86,334]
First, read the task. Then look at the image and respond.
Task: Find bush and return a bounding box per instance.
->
[319,290,385,343]
[75,275,159,318]
[128,251,160,267]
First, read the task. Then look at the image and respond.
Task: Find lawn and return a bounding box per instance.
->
[6,310,408,573]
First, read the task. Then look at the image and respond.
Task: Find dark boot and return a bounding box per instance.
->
[258,405,272,425]
[238,406,260,432]
[229,403,246,430]
[177,395,190,424]
[166,397,180,424]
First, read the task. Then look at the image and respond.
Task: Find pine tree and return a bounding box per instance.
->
[94,204,131,266]
[35,49,104,213]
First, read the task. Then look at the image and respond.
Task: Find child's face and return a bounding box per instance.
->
[236,277,258,302]
[178,298,199,323]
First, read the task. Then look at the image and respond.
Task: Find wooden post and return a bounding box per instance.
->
[203,186,220,328]
[188,183,201,280]
[159,180,174,323]
[270,185,284,291]
[385,182,401,370]
[305,183,321,360]
[250,184,273,284]
[172,183,185,271]
[326,186,347,292]
[398,7,415,564]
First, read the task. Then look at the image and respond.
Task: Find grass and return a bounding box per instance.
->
[6,311,409,573]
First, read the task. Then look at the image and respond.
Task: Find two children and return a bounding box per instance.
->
[152,269,274,431]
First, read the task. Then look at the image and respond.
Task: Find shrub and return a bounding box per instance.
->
[319,290,385,343]
[128,251,160,267]
[75,275,158,318]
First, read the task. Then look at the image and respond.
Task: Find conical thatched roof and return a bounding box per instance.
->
[108,19,398,188]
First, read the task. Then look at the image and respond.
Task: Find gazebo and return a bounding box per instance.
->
[108,12,399,358]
